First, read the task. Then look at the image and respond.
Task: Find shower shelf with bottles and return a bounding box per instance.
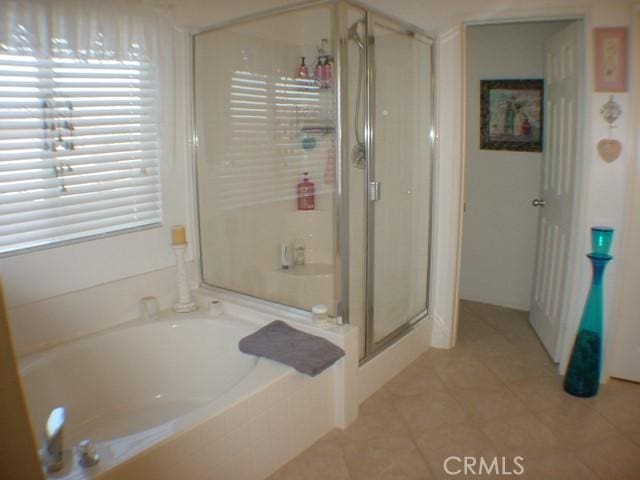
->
[269,43,337,306]
[294,38,335,137]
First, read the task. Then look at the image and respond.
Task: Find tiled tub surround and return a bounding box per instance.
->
[20,291,358,480]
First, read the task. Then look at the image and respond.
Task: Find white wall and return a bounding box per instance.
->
[460,22,568,311]
[608,8,640,382]
[0,29,195,356]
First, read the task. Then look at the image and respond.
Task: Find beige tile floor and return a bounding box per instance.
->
[268,300,640,480]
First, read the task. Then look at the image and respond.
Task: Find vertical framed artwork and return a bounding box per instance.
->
[594,27,628,92]
[480,79,544,152]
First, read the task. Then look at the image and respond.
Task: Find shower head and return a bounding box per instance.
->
[348,20,365,49]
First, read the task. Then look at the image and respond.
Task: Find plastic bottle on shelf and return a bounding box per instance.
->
[323,58,332,88]
[293,238,306,266]
[318,38,332,88]
[312,304,329,327]
[297,57,308,78]
[297,172,315,210]
[315,57,324,85]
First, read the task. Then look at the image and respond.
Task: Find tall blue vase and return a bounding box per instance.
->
[564,243,612,397]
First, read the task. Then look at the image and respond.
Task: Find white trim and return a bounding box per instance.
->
[430,312,452,349]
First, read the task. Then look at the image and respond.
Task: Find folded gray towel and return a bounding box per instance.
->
[238,320,345,377]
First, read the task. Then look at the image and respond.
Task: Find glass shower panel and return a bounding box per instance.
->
[371,18,432,344]
[194,5,337,314]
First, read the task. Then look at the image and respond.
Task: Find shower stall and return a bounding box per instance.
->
[193,1,434,361]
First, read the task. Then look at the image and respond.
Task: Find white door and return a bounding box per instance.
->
[529,22,581,361]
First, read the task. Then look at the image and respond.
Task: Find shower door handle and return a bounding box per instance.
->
[368,181,381,201]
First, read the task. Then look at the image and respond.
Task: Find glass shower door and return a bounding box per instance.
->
[366,16,433,351]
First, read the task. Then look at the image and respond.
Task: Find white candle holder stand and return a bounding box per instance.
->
[172,244,198,313]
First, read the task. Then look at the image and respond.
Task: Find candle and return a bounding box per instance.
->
[171,225,187,246]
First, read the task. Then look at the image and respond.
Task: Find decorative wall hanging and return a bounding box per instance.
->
[594,27,628,92]
[597,95,622,163]
[564,226,613,398]
[480,79,544,152]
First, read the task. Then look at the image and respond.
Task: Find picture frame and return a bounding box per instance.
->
[480,79,544,152]
[594,27,628,92]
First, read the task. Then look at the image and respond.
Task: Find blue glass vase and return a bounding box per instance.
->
[563,252,612,397]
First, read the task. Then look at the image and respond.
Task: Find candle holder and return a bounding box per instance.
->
[172,243,198,313]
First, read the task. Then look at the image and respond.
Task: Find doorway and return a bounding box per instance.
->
[457,20,584,366]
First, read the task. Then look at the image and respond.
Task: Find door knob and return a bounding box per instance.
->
[532,198,546,207]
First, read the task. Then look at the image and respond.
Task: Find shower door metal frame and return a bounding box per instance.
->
[191,0,347,323]
[189,0,435,361]
[362,13,435,360]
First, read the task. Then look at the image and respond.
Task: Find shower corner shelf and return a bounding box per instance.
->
[301,126,335,135]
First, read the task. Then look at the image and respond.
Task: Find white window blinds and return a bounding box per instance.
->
[0,53,162,255]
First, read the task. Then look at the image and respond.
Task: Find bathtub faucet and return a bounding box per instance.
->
[42,407,65,472]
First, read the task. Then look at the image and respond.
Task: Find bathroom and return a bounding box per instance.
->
[1,0,640,479]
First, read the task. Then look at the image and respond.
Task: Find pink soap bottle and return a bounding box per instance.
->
[315,57,324,84]
[297,57,308,78]
[323,58,332,87]
[297,172,315,210]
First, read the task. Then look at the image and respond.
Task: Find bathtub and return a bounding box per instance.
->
[20,297,357,480]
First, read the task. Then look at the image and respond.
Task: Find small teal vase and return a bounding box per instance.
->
[564,227,613,398]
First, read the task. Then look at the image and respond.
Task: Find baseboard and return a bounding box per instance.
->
[459,295,529,312]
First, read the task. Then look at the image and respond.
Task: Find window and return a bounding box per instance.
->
[0,49,161,255]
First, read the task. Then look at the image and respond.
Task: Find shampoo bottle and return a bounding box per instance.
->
[323,57,332,87]
[298,57,308,78]
[315,57,324,84]
[297,172,315,210]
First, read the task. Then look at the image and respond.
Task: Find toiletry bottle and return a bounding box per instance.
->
[280,243,292,270]
[298,57,308,78]
[315,57,324,85]
[293,238,306,266]
[297,172,315,210]
[323,57,332,87]
[312,304,329,327]
[320,39,332,87]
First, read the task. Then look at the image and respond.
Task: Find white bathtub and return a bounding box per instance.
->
[20,300,356,480]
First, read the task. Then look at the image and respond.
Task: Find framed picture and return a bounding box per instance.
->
[594,27,628,92]
[480,79,544,152]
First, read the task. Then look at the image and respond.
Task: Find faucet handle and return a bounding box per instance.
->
[42,406,65,472]
[76,439,100,467]
[46,407,65,440]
